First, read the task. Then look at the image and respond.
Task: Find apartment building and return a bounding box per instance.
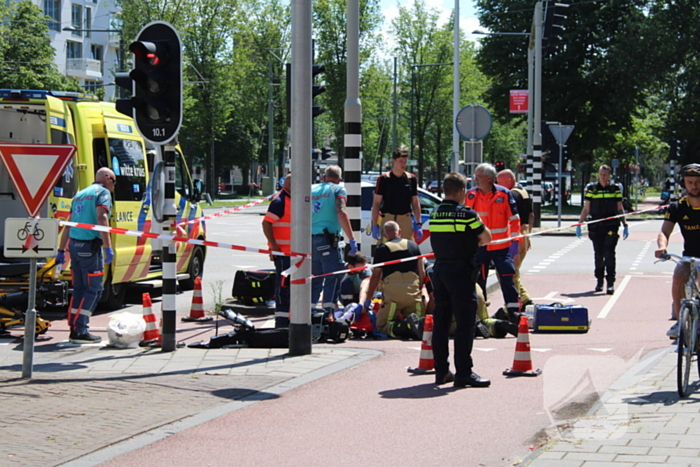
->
[37,0,123,100]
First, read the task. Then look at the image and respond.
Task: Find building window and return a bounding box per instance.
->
[67,41,82,60]
[71,4,83,36]
[84,80,101,94]
[84,8,92,38]
[44,0,60,31]
[90,44,103,62]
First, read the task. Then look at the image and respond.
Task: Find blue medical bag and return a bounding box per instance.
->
[533,303,590,333]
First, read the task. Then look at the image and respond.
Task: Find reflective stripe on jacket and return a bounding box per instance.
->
[464,185,520,251]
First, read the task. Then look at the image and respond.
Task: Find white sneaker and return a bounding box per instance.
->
[666,322,679,339]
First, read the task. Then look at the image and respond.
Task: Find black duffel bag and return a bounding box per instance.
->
[232,269,276,305]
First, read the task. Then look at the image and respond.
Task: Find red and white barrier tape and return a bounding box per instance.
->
[58,220,310,259]
[177,194,274,226]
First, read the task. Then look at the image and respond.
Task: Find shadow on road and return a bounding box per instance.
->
[379,381,454,399]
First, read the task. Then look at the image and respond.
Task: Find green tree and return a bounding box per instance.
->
[475,0,659,161]
[0,1,81,91]
[313,0,383,165]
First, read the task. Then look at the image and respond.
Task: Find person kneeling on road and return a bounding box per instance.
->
[363,221,425,339]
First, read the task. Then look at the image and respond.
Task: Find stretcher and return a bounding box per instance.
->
[0,259,67,336]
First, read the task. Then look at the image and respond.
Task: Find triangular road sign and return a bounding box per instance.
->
[0,143,76,218]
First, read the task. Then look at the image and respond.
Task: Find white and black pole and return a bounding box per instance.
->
[345,0,362,252]
[531,1,544,227]
[161,143,177,352]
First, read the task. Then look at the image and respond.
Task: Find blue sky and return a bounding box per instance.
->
[378,0,483,43]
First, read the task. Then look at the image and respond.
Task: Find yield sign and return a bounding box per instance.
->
[0,143,76,218]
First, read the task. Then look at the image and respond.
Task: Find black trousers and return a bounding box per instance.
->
[589,229,619,284]
[431,261,477,379]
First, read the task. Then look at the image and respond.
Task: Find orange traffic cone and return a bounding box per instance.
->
[503,315,541,377]
[182,277,213,322]
[141,293,161,344]
[407,314,436,375]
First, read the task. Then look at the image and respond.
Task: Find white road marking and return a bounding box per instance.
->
[473,348,497,352]
[630,241,652,271]
[597,275,632,319]
[527,238,586,273]
[531,348,552,352]
[588,348,612,352]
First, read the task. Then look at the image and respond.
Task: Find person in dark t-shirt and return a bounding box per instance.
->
[371,148,423,244]
[655,163,700,339]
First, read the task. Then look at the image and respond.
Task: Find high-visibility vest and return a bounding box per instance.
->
[465,185,520,251]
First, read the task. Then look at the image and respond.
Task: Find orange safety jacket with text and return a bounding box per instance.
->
[464,184,521,251]
[263,189,292,255]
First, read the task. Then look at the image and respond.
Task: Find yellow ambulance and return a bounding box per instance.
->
[0,89,206,314]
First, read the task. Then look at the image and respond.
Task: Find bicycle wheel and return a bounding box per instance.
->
[677,304,693,397]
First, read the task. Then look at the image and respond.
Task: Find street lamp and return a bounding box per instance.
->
[62,26,125,98]
[410,62,452,186]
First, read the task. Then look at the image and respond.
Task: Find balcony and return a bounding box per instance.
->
[65,58,103,78]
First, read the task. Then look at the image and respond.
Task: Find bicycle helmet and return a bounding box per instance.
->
[680,163,700,188]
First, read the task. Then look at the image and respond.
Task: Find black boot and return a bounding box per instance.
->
[607,281,615,295]
[595,280,604,292]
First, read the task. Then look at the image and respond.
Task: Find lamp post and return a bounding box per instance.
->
[410,62,453,186]
[62,27,125,98]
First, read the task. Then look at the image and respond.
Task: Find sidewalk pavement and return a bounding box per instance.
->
[520,346,700,467]
[0,342,380,467]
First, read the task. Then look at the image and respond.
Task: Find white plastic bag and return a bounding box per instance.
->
[107,312,146,348]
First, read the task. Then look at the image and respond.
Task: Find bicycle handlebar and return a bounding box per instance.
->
[656,253,700,265]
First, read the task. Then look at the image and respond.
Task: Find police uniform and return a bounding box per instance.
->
[584,181,623,286]
[375,171,418,242]
[429,200,485,381]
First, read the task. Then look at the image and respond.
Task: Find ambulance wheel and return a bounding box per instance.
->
[99,276,127,310]
[180,246,204,291]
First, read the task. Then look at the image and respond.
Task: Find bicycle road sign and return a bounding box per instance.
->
[3,218,59,258]
[0,143,76,218]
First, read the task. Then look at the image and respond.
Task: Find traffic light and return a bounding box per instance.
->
[321,148,335,160]
[542,1,569,57]
[495,161,505,172]
[115,21,182,144]
[312,64,326,119]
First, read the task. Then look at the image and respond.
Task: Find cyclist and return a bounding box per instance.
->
[654,163,700,339]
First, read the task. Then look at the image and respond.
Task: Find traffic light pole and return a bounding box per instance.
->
[161,144,177,352]
[289,0,313,356]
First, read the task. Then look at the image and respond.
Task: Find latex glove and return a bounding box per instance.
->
[349,238,358,255]
[363,299,372,311]
[508,241,519,259]
[55,251,65,265]
[372,224,381,241]
[104,247,114,264]
[623,226,629,240]
[412,219,423,241]
[345,302,364,321]
[575,225,582,239]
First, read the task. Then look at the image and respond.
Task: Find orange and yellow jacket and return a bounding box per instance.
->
[464,185,521,251]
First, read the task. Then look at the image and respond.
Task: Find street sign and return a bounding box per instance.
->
[548,124,574,145]
[509,90,529,114]
[0,143,76,218]
[455,104,492,141]
[4,218,59,258]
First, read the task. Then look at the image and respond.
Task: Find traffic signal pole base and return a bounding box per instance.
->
[288,323,312,356]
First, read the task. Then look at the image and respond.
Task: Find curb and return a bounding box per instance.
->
[516,346,673,466]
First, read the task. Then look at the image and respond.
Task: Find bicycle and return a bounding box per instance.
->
[657,253,700,397]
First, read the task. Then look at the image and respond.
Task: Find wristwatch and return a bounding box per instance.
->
[57,249,65,253]
[416,222,422,226]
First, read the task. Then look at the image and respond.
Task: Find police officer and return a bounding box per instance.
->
[56,167,116,344]
[576,164,629,294]
[370,147,423,243]
[430,172,492,388]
